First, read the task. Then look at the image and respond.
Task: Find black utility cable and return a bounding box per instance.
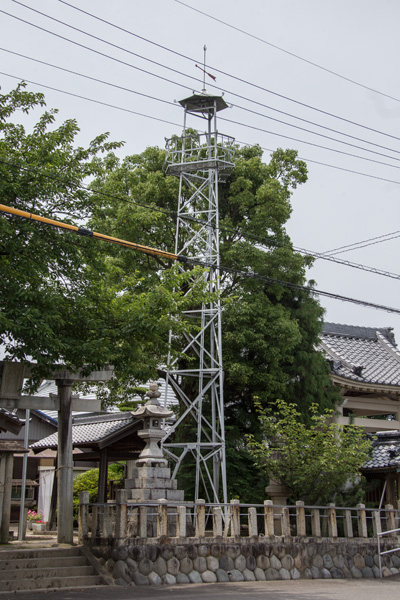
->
[174,0,400,105]
[2,156,400,283]
[55,0,400,144]
[2,200,400,316]
[6,3,400,160]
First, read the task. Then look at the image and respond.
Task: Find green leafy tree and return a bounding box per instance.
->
[89,142,340,500]
[247,399,372,505]
[0,84,212,390]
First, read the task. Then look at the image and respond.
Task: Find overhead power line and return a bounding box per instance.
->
[7,2,400,164]
[54,0,400,145]
[0,71,181,129]
[2,48,400,174]
[174,0,400,105]
[3,68,400,188]
[1,156,400,283]
[2,200,400,316]
[322,231,400,257]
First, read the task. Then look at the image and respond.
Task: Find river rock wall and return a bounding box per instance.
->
[89,538,400,586]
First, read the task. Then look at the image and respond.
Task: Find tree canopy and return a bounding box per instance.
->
[88,136,341,500]
[0,84,211,389]
[1,84,343,501]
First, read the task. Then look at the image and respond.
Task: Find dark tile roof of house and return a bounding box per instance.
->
[0,407,24,434]
[363,430,400,470]
[319,322,400,387]
[30,412,140,450]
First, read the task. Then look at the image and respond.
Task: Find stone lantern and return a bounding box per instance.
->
[132,382,173,467]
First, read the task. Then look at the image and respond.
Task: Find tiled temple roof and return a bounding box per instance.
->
[30,412,139,450]
[319,322,400,388]
[363,430,400,470]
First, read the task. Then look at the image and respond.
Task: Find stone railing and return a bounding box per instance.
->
[79,492,400,584]
[79,490,400,543]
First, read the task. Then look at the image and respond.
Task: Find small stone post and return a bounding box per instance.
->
[343,509,353,538]
[248,507,258,537]
[357,503,368,538]
[157,499,168,537]
[231,499,240,538]
[139,506,148,538]
[372,510,382,538]
[264,500,274,536]
[327,503,338,538]
[195,499,206,538]
[213,506,223,537]
[115,489,128,543]
[176,505,187,538]
[281,506,290,537]
[385,504,396,537]
[78,491,89,544]
[311,509,321,537]
[296,501,306,536]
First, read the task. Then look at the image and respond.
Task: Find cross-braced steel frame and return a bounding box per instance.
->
[162,93,235,504]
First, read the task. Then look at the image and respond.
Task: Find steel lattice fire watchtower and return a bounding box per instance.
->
[163,93,235,504]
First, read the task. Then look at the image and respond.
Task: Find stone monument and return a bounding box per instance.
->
[124,383,185,535]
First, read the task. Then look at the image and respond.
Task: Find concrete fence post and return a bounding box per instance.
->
[264,500,274,537]
[357,503,368,538]
[231,499,240,538]
[195,499,206,538]
[311,509,321,537]
[115,489,128,543]
[385,504,396,537]
[78,491,89,544]
[157,499,168,537]
[296,501,306,537]
[343,509,353,538]
[327,503,338,538]
[139,505,148,538]
[248,507,258,537]
[176,505,187,538]
[372,510,382,538]
[281,506,290,537]
[213,506,223,537]
[103,505,113,538]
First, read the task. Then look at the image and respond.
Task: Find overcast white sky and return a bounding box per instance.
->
[2,0,400,341]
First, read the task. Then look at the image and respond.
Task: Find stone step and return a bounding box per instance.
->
[0,546,82,560]
[0,574,102,592]
[3,565,95,580]
[0,555,87,570]
[0,546,106,592]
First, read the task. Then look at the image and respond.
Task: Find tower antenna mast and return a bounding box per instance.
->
[163,76,235,504]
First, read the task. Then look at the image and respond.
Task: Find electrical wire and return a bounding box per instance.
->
[3,68,400,188]
[2,50,400,174]
[174,0,400,105]
[2,156,400,283]
[55,0,400,144]
[2,200,400,315]
[323,233,400,257]
[6,2,400,165]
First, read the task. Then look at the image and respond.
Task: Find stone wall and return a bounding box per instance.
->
[89,538,400,586]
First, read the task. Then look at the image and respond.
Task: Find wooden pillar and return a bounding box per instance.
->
[57,379,74,544]
[98,449,108,504]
